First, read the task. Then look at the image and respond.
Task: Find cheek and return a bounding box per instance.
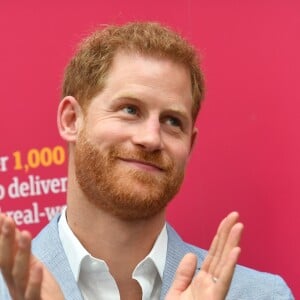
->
[88,122,130,145]
[168,144,190,168]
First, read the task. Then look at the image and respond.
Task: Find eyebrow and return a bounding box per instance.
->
[111,96,141,105]
[164,107,190,120]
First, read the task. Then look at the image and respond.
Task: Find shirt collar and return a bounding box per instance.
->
[142,222,167,280]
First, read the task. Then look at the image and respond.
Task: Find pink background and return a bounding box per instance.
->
[1,1,299,297]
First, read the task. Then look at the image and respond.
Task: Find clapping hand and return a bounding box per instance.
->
[166,212,243,300]
[0,213,64,300]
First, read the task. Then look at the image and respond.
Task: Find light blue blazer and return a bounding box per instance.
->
[0,214,294,299]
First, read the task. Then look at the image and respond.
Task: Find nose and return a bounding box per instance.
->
[131,118,163,152]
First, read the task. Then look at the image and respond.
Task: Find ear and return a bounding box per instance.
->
[189,127,198,155]
[57,96,83,142]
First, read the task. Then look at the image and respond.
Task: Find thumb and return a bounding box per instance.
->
[165,253,197,299]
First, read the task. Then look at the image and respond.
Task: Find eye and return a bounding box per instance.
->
[165,116,182,128]
[122,105,137,115]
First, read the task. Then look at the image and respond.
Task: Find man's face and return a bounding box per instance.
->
[74,51,197,220]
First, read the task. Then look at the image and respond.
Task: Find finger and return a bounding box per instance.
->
[0,213,4,245]
[200,213,236,273]
[0,216,17,291]
[0,213,4,231]
[24,263,43,300]
[200,232,219,272]
[165,253,197,299]
[216,246,241,296]
[13,231,32,298]
[208,212,239,274]
[214,222,243,277]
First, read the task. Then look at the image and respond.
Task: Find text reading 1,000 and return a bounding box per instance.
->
[13,146,65,172]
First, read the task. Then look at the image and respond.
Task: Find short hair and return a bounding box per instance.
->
[62,22,205,122]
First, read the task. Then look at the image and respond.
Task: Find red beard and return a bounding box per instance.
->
[74,129,185,221]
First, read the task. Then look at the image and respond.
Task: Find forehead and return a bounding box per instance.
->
[108,50,191,82]
[101,51,193,111]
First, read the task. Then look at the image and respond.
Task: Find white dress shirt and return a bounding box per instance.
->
[58,207,168,299]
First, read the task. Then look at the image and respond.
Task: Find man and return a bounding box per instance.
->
[0,22,294,299]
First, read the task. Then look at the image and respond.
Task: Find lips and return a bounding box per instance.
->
[118,158,164,172]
